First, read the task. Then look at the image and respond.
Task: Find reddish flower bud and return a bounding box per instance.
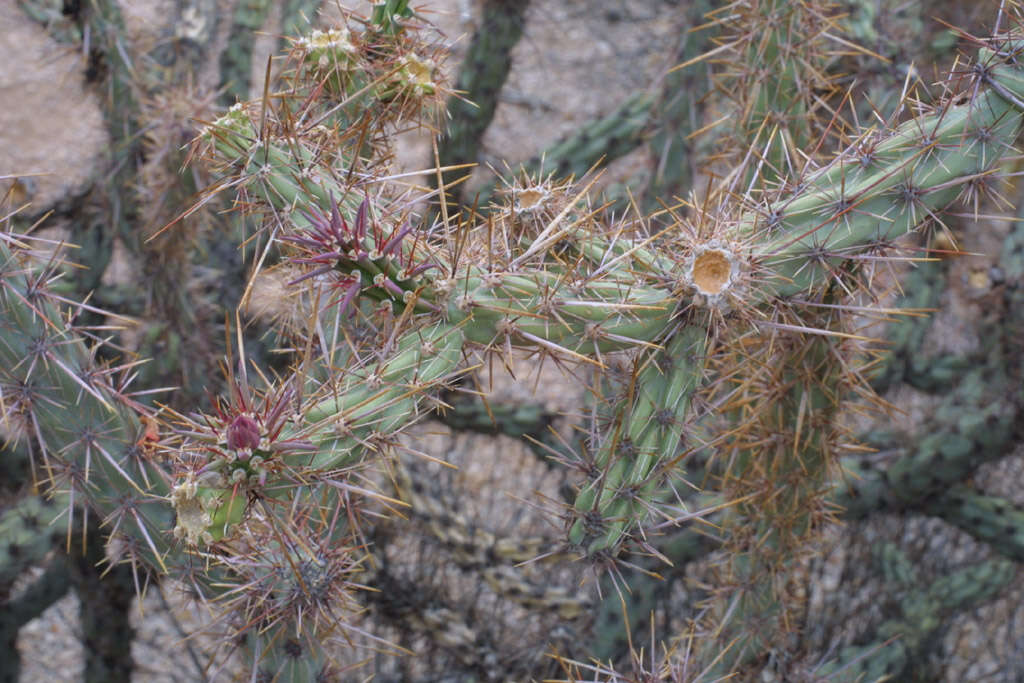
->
[227,414,261,451]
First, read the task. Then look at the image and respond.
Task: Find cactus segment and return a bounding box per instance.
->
[443,269,678,356]
[0,492,69,588]
[199,36,1024,379]
[753,68,1024,296]
[249,621,333,683]
[867,259,952,392]
[203,107,333,210]
[437,0,531,205]
[926,487,1024,562]
[818,556,1015,682]
[525,92,655,185]
[303,323,465,469]
[203,107,687,353]
[839,341,1017,519]
[569,325,706,555]
[218,0,276,105]
[195,30,1024,605]
[0,239,173,572]
[370,0,415,36]
[712,0,839,187]
[174,323,464,544]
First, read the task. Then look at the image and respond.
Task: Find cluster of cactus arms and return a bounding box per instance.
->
[10,0,1024,680]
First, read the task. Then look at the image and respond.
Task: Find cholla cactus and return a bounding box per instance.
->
[9,1,1024,680]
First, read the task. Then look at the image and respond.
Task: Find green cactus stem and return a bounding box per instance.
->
[437,0,531,207]
[724,38,1022,297]
[589,526,717,663]
[492,92,656,200]
[195,32,1024,575]
[815,554,1015,682]
[433,389,568,464]
[247,622,334,683]
[710,0,841,187]
[839,361,1017,518]
[0,492,70,590]
[568,324,707,555]
[696,308,847,673]
[924,487,1024,562]
[219,0,328,104]
[207,34,1024,333]
[0,237,173,573]
[169,321,465,545]
[643,0,714,213]
[164,20,1024,680]
[840,192,1024,519]
[867,258,959,393]
[474,0,714,213]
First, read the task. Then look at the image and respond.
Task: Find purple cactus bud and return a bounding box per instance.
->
[227,414,261,451]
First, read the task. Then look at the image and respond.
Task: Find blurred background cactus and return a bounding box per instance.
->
[5,0,1024,681]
